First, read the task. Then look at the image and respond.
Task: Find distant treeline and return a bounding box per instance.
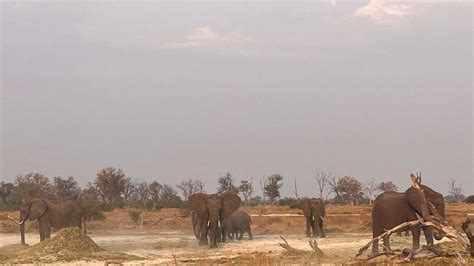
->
[0,167,471,218]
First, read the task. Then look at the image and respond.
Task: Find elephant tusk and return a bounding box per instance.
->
[312,216,315,221]
[320,216,324,221]
[207,220,210,227]
[218,220,221,227]
[7,215,23,225]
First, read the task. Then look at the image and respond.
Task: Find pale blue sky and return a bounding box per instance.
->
[1,1,472,197]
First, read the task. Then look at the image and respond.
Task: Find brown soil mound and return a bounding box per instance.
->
[0,227,141,264]
[28,227,103,254]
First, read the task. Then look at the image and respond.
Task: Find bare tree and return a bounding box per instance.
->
[338,176,362,206]
[364,178,377,205]
[377,181,398,192]
[328,175,341,200]
[260,176,268,205]
[264,174,284,205]
[292,178,299,199]
[123,177,136,205]
[177,178,205,201]
[135,181,151,209]
[448,178,463,203]
[315,172,333,200]
[239,178,253,206]
[217,172,238,193]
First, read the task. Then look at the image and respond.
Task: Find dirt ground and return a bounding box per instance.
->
[1,203,473,265]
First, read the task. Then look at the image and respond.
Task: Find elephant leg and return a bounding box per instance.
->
[247,227,253,240]
[238,231,243,240]
[313,218,320,237]
[198,221,208,246]
[382,236,390,251]
[305,217,312,237]
[319,218,326,238]
[38,221,45,242]
[39,216,51,240]
[422,226,434,246]
[411,225,421,250]
[371,239,379,255]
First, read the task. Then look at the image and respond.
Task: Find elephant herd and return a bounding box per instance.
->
[8,179,446,255]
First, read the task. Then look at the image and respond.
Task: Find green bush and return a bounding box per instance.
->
[81,202,105,221]
[278,197,300,209]
[464,195,474,203]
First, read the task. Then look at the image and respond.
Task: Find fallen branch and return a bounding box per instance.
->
[309,240,324,257]
[278,236,323,257]
[356,219,419,257]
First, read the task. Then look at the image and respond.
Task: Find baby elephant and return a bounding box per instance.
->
[223,210,253,240]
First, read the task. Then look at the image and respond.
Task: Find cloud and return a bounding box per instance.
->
[163,26,253,50]
[353,0,410,25]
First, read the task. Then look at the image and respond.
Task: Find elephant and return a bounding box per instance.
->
[299,198,326,238]
[371,184,445,255]
[222,210,253,240]
[188,192,241,248]
[9,198,84,245]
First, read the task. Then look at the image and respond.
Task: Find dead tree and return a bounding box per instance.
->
[279,236,323,257]
[315,172,332,200]
[356,172,472,262]
[292,178,299,199]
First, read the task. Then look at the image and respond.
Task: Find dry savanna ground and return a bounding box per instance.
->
[0,203,473,265]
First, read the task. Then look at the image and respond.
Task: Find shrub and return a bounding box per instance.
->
[464,195,474,203]
[81,202,105,221]
[129,210,142,225]
[278,197,300,209]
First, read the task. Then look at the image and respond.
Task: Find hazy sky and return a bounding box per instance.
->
[1,1,472,198]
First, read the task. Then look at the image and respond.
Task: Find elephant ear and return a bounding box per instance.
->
[28,199,48,221]
[220,192,241,218]
[299,198,311,217]
[405,173,432,222]
[188,193,209,217]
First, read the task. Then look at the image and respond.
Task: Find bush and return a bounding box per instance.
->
[464,195,474,203]
[278,197,300,209]
[128,210,142,225]
[81,202,105,221]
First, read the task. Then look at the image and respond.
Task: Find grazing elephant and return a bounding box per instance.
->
[188,192,241,248]
[223,210,253,240]
[371,183,445,255]
[300,198,326,237]
[9,199,83,245]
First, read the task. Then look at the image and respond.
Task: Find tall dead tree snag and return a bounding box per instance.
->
[356,172,473,262]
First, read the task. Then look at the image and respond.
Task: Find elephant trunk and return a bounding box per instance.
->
[208,216,220,248]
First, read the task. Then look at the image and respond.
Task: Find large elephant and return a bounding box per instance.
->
[222,210,253,240]
[300,198,326,238]
[371,184,445,254]
[188,192,241,248]
[9,199,83,245]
